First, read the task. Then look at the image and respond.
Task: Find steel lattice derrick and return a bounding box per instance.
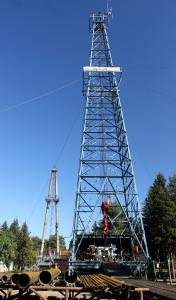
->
[72,12,149,260]
[40,168,60,257]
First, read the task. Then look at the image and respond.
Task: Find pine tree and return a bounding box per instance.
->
[31,236,42,255]
[16,222,36,270]
[9,219,20,269]
[143,173,168,260]
[45,235,66,254]
[0,229,16,268]
[9,218,20,238]
[166,175,176,256]
[1,221,9,232]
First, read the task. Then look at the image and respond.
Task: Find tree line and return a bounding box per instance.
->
[1,173,176,270]
[0,219,66,271]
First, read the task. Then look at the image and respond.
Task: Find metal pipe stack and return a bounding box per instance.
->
[79,274,107,289]
[78,274,135,291]
[8,268,61,289]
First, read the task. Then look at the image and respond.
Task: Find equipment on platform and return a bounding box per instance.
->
[101,200,109,236]
[96,245,117,261]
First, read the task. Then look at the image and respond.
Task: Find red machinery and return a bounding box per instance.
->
[101,201,109,235]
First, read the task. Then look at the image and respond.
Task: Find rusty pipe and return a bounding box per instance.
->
[16,272,40,289]
[64,269,77,284]
[97,274,126,290]
[98,273,126,284]
[79,274,107,289]
[1,274,9,283]
[11,273,20,285]
[90,274,107,288]
[128,285,135,291]
[97,274,135,291]
[39,268,61,285]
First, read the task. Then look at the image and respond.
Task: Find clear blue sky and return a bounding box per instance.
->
[0,0,175,247]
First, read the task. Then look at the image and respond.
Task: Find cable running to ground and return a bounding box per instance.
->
[0,79,79,113]
[27,111,81,227]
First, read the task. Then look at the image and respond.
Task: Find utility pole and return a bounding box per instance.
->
[40,168,60,257]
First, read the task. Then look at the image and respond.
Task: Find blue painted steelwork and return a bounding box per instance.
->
[72,12,149,263]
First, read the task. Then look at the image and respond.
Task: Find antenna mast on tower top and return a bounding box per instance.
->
[107,0,113,18]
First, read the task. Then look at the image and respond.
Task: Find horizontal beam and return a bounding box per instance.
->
[83,66,121,72]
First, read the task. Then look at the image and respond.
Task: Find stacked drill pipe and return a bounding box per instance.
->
[98,274,135,291]
[79,274,107,290]
[9,268,61,289]
[79,274,135,292]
